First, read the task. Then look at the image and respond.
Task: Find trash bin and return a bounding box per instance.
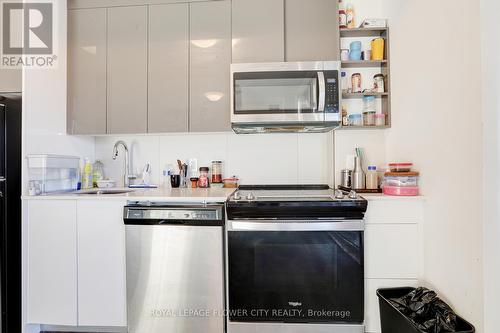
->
[377,287,475,333]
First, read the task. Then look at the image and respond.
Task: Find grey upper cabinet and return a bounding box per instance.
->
[232,0,284,63]
[67,8,107,135]
[107,6,148,134]
[285,0,339,61]
[189,1,231,132]
[148,4,189,133]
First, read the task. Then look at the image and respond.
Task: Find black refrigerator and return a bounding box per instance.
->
[0,93,21,333]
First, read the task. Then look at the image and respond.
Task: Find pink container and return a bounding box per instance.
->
[383,185,419,196]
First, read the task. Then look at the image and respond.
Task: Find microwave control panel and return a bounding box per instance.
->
[324,71,339,113]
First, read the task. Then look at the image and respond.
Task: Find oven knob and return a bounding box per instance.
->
[334,189,345,199]
[233,191,241,200]
[246,192,255,201]
[348,190,358,199]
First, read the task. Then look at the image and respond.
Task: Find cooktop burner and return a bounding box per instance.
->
[227,185,368,220]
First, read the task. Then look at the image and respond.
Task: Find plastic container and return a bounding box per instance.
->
[366,166,378,190]
[389,162,413,172]
[375,113,386,126]
[96,179,116,188]
[383,185,419,196]
[348,113,363,126]
[363,95,376,111]
[223,176,239,188]
[27,155,80,195]
[384,172,419,187]
[377,287,475,333]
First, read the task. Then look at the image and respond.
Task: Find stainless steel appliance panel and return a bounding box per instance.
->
[126,225,224,333]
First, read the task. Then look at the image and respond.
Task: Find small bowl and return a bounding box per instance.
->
[96,180,116,188]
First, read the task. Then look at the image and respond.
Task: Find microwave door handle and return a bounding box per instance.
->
[317,72,326,112]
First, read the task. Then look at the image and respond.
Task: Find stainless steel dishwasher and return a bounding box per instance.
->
[123,202,225,333]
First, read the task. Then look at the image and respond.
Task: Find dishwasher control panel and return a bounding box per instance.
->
[123,203,224,226]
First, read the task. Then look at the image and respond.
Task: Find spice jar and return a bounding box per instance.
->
[190,177,199,188]
[363,111,376,126]
[198,167,210,188]
[351,73,362,93]
[211,161,223,183]
[373,74,385,93]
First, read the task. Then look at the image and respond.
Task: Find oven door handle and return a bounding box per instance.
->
[227,220,364,232]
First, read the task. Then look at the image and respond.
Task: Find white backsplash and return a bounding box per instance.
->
[94,132,334,187]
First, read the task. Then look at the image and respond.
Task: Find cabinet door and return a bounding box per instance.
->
[285,0,339,61]
[232,0,284,63]
[67,8,107,135]
[27,200,77,325]
[77,200,127,326]
[148,4,189,133]
[107,6,148,134]
[189,1,231,132]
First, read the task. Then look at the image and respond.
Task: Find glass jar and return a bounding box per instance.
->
[198,167,210,188]
[211,161,223,184]
[348,113,363,126]
[363,111,376,126]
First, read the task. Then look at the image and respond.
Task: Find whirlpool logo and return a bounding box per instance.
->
[1,0,58,68]
[288,301,302,307]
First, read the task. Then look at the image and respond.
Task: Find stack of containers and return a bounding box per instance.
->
[382,163,419,196]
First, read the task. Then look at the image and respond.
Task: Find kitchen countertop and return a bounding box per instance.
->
[22,187,237,203]
[22,187,424,202]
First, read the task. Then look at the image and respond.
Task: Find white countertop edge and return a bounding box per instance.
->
[22,188,237,203]
[362,193,425,201]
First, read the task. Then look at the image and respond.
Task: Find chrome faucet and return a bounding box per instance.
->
[112,141,136,187]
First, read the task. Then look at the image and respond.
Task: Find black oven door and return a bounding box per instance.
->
[227,223,364,324]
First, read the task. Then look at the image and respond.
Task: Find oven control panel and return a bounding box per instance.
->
[325,71,339,114]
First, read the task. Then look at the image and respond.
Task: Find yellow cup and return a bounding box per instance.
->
[371,38,385,60]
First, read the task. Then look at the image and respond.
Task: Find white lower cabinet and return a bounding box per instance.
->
[363,199,423,333]
[27,200,78,326]
[26,199,127,327]
[77,200,127,326]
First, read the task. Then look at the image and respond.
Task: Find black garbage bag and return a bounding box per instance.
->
[388,287,457,333]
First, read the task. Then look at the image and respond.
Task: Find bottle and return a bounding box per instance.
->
[82,158,93,189]
[92,160,104,187]
[352,156,365,190]
[339,0,347,29]
[346,3,356,29]
[366,166,378,190]
[163,164,173,189]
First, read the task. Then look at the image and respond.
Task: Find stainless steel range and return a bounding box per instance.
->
[225,185,368,333]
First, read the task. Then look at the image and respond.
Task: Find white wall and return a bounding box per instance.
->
[481,0,500,331]
[94,132,334,187]
[0,69,22,92]
[23,1,94,161]
[379,0,484,331]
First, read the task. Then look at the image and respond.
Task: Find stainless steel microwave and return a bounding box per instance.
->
[230,61,341,134]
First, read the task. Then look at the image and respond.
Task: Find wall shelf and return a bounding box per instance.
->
[339,26,391,129]
[342,92,389,99]
[341,60,387,68]
[340,27,388,37]
[338,125,391,130]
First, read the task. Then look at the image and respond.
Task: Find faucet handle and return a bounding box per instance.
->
[127,174,137,180]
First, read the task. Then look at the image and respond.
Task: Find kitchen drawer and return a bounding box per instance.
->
[365,224,420,279]
[365,278,418,333]
[365,200,423,224]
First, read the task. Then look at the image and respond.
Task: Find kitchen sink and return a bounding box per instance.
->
[76,189,136,195]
